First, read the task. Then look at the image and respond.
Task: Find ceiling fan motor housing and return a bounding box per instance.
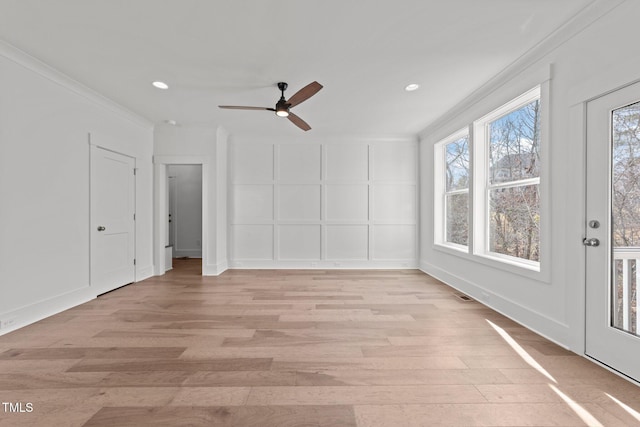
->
[275,99,290,117]
[275,82,290,116]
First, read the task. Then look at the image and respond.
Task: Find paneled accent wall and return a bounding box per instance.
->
[230,141,417,268]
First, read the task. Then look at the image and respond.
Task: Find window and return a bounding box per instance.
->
[475,86,541,267]
[434,85,545,273]
[434,128,470,249]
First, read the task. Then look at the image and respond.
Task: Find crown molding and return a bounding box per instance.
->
[0,39,153,129]
[419,0,625,139]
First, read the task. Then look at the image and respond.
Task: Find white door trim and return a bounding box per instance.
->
[153,155,211,276]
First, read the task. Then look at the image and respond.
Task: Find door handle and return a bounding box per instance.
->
[583,237,600,247]
[97,226,106,232]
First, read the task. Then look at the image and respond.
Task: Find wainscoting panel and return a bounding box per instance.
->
[230,140,417,268]
[233,185,274,222]
[326,225,369,260]
[325,144,369,181]
[278,185,321,221]
[231,225,274,260]
[326,184,369,221]
[278,225,322,260]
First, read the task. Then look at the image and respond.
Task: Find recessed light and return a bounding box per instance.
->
[405,83,420,92]
[152,81,169,90]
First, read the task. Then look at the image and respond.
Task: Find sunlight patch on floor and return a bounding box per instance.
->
[606,393,640,422]
[549,384,603,427]
[485,319,557,383]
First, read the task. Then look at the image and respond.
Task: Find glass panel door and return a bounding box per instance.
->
[585,82,640,382]
[611,101,640,337]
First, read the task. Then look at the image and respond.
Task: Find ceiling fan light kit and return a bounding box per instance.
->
[219,81,322,131]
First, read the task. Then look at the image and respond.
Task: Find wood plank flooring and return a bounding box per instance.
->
[1,259,639,426]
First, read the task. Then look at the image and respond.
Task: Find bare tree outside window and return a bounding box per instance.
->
[445,136,469,246]
[488,99,541,261]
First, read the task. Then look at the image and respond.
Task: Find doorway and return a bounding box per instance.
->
[585,80,640,382]
[167,165,203,261]
[154,157,208,276]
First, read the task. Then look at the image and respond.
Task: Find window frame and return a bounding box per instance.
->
[432,79,550,282]
[434,127,471,253]
[473,85,545,272]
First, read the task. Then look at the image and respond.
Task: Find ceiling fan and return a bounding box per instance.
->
[219,81,323,131]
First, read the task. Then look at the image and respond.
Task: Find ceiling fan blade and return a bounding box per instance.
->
[286,81,323,108]
[218,105,274,111]
[288,112,311,131]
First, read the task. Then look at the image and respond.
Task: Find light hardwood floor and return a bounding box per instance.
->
[1,259,639,426]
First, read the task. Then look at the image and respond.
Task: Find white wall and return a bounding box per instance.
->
[418,0,637,351]
[230,136,418,268]
[0,41,153,334]
[168,165,203,258]
[154,124,228,275]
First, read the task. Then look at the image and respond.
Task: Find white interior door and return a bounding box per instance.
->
[90,146,135,295]
[585,81,640,382]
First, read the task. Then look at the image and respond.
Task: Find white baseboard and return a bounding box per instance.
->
[0,287,95,336]
[419,259,571,351]
[228,260,419,270]
[0,268,159,336]
[203,260,229,276]
[136,265,154,282]
[173,250,203,258]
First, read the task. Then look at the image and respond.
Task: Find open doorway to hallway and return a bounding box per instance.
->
[166,164,203,271]
[167,257,202,276]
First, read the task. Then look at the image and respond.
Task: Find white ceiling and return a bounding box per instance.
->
[0,0,593,138]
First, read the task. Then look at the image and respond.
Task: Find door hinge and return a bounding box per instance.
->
[133,213,136,221]
[133,259,136,265]
[133,168,137,176]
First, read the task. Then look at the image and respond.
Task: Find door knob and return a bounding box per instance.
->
[97,226,106,232]
[583,237,600,247]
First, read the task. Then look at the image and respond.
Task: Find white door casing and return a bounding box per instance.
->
[168,174,176,248]
[585,81,640,382]
[90,145,136,295]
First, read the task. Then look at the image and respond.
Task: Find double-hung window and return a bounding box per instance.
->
[434,129,470,250]
[435,85,544,272]
[474,86,541,267]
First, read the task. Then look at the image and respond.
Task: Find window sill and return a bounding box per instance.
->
[432,242,550,284]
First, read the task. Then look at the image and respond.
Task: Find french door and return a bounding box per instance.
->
[585,81,640,382]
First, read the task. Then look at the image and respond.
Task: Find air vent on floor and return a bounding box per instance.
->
[453,292,474,302]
